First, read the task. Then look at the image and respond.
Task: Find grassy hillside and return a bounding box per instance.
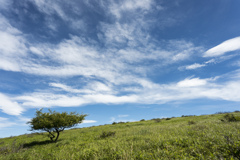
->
[1,112,240,159]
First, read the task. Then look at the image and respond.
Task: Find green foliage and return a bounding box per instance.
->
[140,119,145,121]
[99,131,116,139]
[188,120,196,125]
[220,113,240,122]
[27,109,87,142]
[118,122,125,124]
[182,115,196,117]
[151,118,161,123]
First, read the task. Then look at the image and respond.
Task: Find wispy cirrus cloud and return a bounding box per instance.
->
[10,70,240,111]
[109,0,154,19]
[29,0,70,22]
[0,117,16,129]
[0,14,27,72]
[110,115,135,123]
[204,36,240,57]
[184,63,206,70]
[177,78,207,87]
[0,0,12,10]
[82,120,97,124]
[0,93,24,115]
[118,115,129,118]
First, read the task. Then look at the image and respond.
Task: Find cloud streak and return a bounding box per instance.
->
[10,72,240,112]
[0,93,24,115]
[0,117,16,129]
[204,36,240,57]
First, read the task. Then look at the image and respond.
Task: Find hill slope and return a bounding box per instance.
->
[1,112,240,159]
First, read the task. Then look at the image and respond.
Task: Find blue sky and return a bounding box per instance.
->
[0,0,240,138]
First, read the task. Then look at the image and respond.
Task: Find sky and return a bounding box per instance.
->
[0,0,240,138]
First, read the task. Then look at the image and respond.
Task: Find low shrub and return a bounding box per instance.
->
[99,131,116,139]
[151,118,161,123]
[220,113,240,122]
[140,119,145,121]
[188,120,196,125]
[182,115,196,117]
[215,111,231,114]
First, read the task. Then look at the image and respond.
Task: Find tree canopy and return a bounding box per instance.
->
[27,109,87,142]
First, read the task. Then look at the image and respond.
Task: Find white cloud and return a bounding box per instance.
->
[0,14,27,55]
[0,117,8,121]
[30,0,67,20]
[29,47,44,56]
[118,115,129,118]
[110,116,135,123]
[0,31,27,56]
[109,0,153,19]
[0,58,20,72]
[82,120,97,124]
[0,117,16,129]
[83,94,138,104]
[18,116,31,123]
[179,63,206,71]
[177,78,207,87]
[0,10,202,87]
[0,14,28,72]
[7,71,240,112]
[50,82,113,95]
[185,63,206,70]
[204,37,240,57]
[49,83,85,93]
[15,91,138,108]
[16,93,88,108]
[233,60,240,67]
[0,93,24,115]
[0,0,12,10]
[0,34,199,86]
[0,116,31,129]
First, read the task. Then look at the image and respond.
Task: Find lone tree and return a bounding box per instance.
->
[27,109,87,142]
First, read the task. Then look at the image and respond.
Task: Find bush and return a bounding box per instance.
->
[215,111,231,114]
[112,122,117,125]
[166,118,171,120]
[182,115,196,117]
[151,118,161,123]
[188,120,196,125]
[99,131,116,139]
[220,113,240,122]
[140,119,145,121]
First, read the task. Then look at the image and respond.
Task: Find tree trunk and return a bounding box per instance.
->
[54,129,60,142]
[48,131,55,142]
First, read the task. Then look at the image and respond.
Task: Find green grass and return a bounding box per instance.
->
[1,112,240,159]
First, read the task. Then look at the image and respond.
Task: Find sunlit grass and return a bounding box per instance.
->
[0,112,240,159]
